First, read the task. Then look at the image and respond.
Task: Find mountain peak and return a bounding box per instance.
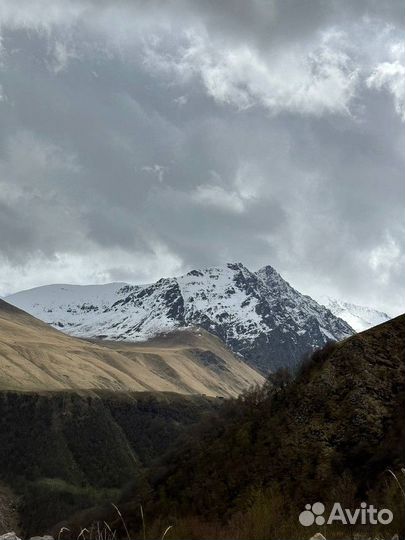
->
[186,262,249,276]
[256,264,284,282]
[256,264,278,275]
[6,262,354,374]
[226,261,248,271]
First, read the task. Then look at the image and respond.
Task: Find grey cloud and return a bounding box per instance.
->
[0,1,403,315]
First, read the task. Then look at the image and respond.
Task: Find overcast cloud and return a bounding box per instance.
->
[0,0,404,315]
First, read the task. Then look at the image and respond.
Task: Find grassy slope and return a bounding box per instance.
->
[0,299,263,397]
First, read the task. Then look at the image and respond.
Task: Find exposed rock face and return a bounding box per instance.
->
[0,534,21,540]
[6,263,354,373]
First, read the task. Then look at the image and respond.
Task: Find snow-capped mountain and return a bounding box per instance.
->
[6,263,354,373]
[316,296,392,333]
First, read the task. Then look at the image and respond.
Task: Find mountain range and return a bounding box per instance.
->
[6,262,355,373]
[316,295,392,332]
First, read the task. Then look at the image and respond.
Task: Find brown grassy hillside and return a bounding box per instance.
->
[0,299,263,397]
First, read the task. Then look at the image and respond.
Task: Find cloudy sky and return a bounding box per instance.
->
[0,0,403,315]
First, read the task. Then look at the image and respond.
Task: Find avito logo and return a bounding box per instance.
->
[299,502,393,526]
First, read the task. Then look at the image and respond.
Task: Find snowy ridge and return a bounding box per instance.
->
[6,263,354,373]
[316,295,392,332]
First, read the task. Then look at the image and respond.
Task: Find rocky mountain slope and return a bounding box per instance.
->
[0,299,262,396]
[316,295,392,332]
[6,263,353,373]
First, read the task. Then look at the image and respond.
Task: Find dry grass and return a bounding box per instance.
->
[387,469,405,501]
[56,504,174,540]
[0,301,263,397]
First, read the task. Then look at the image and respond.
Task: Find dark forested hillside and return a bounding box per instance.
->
[94,315,405,539]
[0,391,218,535]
